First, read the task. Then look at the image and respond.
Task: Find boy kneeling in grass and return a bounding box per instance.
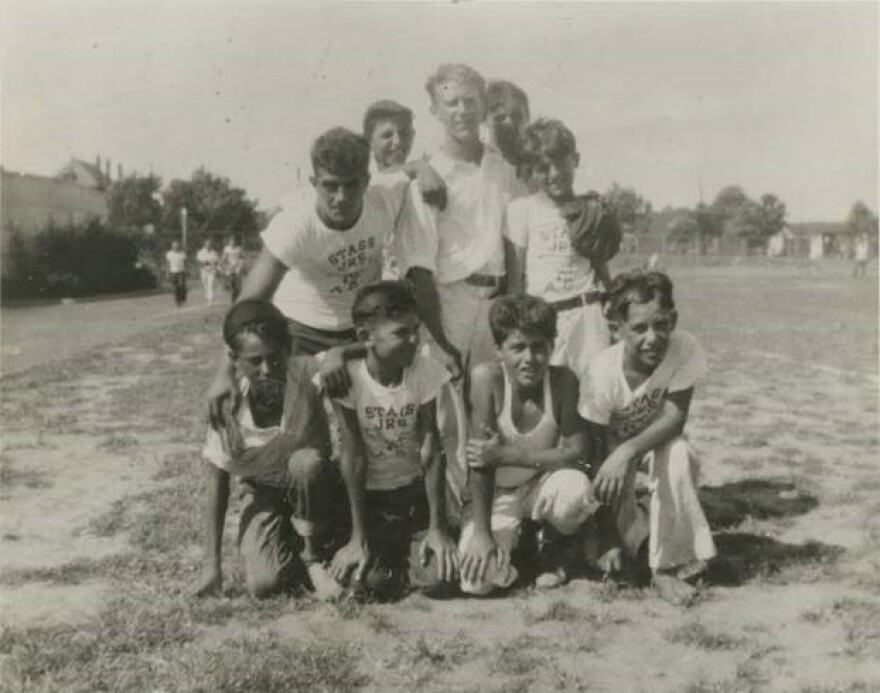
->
[459,295,600,594]
[197,300,342,600]
[579,270,716,605]
[327,281,458,599]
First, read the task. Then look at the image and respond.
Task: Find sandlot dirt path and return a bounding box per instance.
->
[0,264,878,692]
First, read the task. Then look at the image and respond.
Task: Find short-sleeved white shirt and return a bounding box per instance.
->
[334,352,450,491]
[197,248,220,270]
[506,192,598,302]
[262,186,401,330]
[395,147,526,284]
[578,331,707,445]
[166,250,186,273]
[202,379,289,488]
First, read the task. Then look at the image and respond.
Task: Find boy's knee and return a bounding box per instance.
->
[541,470,600,534]
[287,448,325,484]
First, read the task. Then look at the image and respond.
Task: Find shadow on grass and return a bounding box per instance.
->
[699,477,819,530]
[707,533,844,586]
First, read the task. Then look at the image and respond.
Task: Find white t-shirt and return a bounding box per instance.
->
[166,250,186,273]
[197,248,220,270]
[395,147,526,284]
[262,186,402,330]
[371,170,411,280]
[506,192,598,302]
[578,331,707,446]
[222,245,244,274]
[334,352,451,491]
[202,379,289,488]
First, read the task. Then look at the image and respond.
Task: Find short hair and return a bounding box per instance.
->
[310,127,370,177]
[489,294,557,346]
[487,80,530,120]
[606,270,676,322]
[425,63,486,102]
[362,100,413,140]
[351,280,418,328]
[520,118,578,164]
[223,299,292,354]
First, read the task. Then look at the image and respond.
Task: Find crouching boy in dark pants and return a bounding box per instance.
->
[327,281,459,599]
[196,299,342,600]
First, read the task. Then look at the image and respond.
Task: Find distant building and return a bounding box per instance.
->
[788,222,855,259]
[2,156,116,235]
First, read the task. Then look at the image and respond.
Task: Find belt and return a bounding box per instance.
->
[465,273,505,289]
[548,290,604,313]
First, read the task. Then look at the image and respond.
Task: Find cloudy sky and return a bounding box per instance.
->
[2,1,876,222]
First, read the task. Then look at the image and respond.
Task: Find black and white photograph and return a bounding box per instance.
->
[1,2,877,691]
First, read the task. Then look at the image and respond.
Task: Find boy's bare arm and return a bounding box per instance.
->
[237,248,288,302]
[407,267,463,379]
[196,463,230,597]
[417,401,458,581]
[330,404,372,584]
[470,368,586,473]
[594,388,693,504]
[384,158,447,210]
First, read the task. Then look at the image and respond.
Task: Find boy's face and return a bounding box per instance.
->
[431,80,486,143]
[311,167,370,229]
[618,297,677,374]
[232,332,290,407]
[489,96,528,154]
[369,117,414,170]
[365,311,421,370]
[531,151,579,202]
[497,329,553,389]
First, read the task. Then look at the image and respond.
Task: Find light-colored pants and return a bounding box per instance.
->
[459,469,600,595]
[552,302,610,377]
[612,435,716,571]
[436,280,498,372]
[200,268,217,303]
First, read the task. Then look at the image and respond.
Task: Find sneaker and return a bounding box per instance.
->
[305,562,343,601]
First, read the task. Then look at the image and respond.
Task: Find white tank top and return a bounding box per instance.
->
[494,366,559,488]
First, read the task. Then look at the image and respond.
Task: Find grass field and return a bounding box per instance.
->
[1,261,877,692]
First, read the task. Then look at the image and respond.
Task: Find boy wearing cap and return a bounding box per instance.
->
[196,299,342,600]
[327,281,458,599]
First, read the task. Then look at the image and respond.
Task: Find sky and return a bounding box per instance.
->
[1,1,877,222]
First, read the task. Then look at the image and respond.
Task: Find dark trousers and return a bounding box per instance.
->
[238,457,345,599]
[170,272,187,306]
[349,480,448,599]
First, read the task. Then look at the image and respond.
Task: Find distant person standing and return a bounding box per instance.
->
[166,240,188,307]
[853,233,870,277]
[197,239,220,304]
[221,235,245,303]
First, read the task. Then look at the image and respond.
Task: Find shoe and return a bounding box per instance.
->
[535,567,567,589]
[305,562,343,601]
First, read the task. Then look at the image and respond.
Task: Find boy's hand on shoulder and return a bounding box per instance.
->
[461,531,509,585]
[221,410,246,459]
[594,446,635,505]
[330,537,371,585]
[437,343,464,381]
[194,566,222,598]
[320,346,352,398]
[420,528,459,582]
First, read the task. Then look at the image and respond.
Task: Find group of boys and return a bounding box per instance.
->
[197,63,716,606]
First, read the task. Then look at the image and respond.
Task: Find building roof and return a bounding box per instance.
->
[56,159,110,190]
[788,221,849,237]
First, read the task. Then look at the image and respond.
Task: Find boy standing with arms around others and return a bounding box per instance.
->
[506,119,612,377]
[579,270,716,605]
[197,299,342,600]
[396,63,527,379]
[459,295,600,594]
[327,281,458,599]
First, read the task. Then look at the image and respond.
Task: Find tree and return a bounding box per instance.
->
[847,200,878,238]
[605,183,653,234]
[694,202,722,254]
[161,168,262,247]
[107,174,163,235]
[666,213,699,253]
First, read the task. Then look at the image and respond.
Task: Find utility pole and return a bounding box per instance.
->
[181,207,188,253]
